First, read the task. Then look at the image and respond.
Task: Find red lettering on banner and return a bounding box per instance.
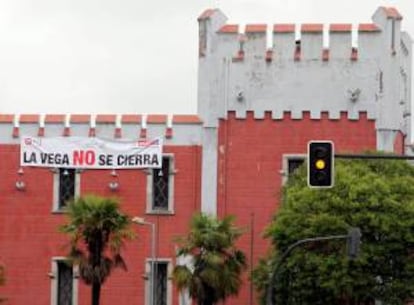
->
[85,150,95,165]
[73,150,96,166]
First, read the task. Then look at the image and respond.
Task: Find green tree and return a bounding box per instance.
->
[253,157,414,305]
[172,213,247,305]
[60,195,134,305]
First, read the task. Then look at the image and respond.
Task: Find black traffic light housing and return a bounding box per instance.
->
[347,227,362,259]
[308,141,334,188]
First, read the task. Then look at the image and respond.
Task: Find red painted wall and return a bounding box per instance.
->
[393,130,405,155]
[0,109,390,305]
[217,111,377,305]
[0,144,201,305]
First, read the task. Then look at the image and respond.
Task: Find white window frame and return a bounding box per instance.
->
[49,257,79,305]
[281,154,306,185]
[52,168,81,212]
[144,258,173,305]
[176,254,192,305]
[146,154,175,214]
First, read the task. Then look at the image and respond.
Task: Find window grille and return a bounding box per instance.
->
[57,261,73,305]
[153,262,168,305]
[58,168,76,209]
[152,157,170,210]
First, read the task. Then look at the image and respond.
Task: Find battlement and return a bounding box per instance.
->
[197,6,412,142]
[199,7,406,62]
[225,110,374,121]
[0,114,203,145]
[214,22,383,62]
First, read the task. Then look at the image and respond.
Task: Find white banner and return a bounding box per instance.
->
[20,136,163,169]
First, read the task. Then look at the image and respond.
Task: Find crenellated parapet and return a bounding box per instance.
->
[0,114,203,145]
[197,6,412,150]
[199,7,402,63]
[201,17,384,62]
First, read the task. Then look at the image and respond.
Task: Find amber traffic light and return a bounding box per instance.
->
[308,141,334,188]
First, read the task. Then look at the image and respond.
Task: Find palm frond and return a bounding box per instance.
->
[172,213,247,305]
[172,265,193,290]
[59,194,135,287]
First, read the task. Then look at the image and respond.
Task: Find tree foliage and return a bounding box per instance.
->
[172,213,247,305]
[60,195,134,305]
[253,157,414,305]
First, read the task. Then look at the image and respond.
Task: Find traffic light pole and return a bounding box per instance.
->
[266,229,360,305]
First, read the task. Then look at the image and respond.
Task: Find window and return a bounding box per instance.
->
[146,155,175,214]
[57,261,72,305]
[288,158,304,175]
[145,260,172,305]
[154,262,168,305]
[53,168,80,212]
[281,154,305,185]
[50,258,79,305]
[153,158,170,210]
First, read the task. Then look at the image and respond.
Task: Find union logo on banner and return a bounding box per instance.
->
[137,138,160,147]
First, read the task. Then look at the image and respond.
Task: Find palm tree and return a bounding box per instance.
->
[60,195,134,305]
[172,213,247,305]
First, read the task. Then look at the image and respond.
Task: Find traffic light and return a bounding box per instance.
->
[347,227,361,259]
[308,141,334,188]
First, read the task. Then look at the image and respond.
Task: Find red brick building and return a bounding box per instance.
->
[0,114,203,305]
[0,6,412,305]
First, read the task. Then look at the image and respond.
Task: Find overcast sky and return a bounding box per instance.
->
[0,0,412,115]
